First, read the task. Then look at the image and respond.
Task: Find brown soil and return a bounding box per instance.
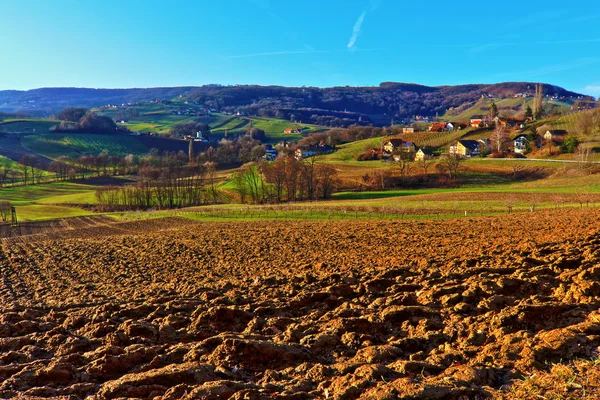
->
[1,210,600,398]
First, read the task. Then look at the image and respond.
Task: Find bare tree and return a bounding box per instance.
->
[504,198,515,214]
[419,156,433,178]
[551,194,564,209]
[489,125,511,154]
[512,164,523,180]
[575,144,593,171]
[315,164,339,199]
[18,155,33,185]
[438,153,461,180]
[529,193,542,212]
[263,157,287,203]
[575,188,592,208]
[576,110,595,136]
[396,158,412,185]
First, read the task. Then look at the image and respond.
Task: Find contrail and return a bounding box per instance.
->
[347,0,382,49]
[347,11,366,48]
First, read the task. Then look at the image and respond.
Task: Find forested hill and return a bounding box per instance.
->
[0,82,591,126]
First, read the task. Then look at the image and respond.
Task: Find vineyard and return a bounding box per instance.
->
[0,136,53,168]
[21,133,150,159]
[401,127,488,148]
[0,210,599,398]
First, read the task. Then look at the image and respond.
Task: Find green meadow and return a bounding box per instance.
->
[0,181,99,221]
[21,133,149,158]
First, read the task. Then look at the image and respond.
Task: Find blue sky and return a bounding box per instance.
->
[1,0,600,96]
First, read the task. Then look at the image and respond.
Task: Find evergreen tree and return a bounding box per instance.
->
[525,104,533,120]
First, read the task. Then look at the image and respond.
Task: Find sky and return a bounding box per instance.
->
[1,0,600,96]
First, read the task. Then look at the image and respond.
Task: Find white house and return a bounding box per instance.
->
[513,134,529,154]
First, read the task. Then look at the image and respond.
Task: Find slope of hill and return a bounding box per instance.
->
[0,82,592,126]
[443,97,580,122]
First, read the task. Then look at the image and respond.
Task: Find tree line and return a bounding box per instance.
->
[232,157,340,204]
[95,157,222,211]
[52,108,120,134]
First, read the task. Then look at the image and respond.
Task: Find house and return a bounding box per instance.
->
[294,145,334,160]
[284,127,304,134]
[415,148,434,161]
[449,140,482,157]
[402,127,415,134]
[544,130,568,144]
[513,134,529,154]
[428,122,453,132]
[263,148,279,161]
[383,139,415,154]
[454,122,469,130]
[494,116,526,128]
[470,115,487,128]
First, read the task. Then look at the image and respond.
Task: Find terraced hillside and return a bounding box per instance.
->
[0,211,599,398]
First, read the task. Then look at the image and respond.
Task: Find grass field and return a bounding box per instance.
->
[0,119,61,133]
[21,133,150,158]
[0,181,99,221]
[321,137,385,161]
[15,204,94,221]
[208,114,327,142]
[98,97,329,142]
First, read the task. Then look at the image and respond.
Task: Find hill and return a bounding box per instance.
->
[0,82,593,127]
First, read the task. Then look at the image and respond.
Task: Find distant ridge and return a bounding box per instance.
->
[0,82,593,126]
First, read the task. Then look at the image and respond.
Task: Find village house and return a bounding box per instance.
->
[513,134,529,154]
[294,145,334,160]
[402,127,415,134]
[470,115,487,128]
[415,148,434,161]
[428,122,453,132]
[263,146,278,161]
[494,116,526,129]
[449,140,483,157]
[544,129,568,144]
[284,127,306,134]
[383,139,415,154]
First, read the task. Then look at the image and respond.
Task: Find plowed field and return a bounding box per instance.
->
[0,211,600,398]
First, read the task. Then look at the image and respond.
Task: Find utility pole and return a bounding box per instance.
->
[188,139,195,164]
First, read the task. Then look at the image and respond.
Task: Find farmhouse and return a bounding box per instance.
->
[470,115,487,128]
[263,147,278,161]
[428,122,453,132]
[295,145,334,160]
[383,139,415,154]
[494,116,526,128]
[449,140,482,157]
[402,127,415,134]
[415,148,434,161]
[513,134,529,154]
[544,129,568,144]
[284,127,305,134]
